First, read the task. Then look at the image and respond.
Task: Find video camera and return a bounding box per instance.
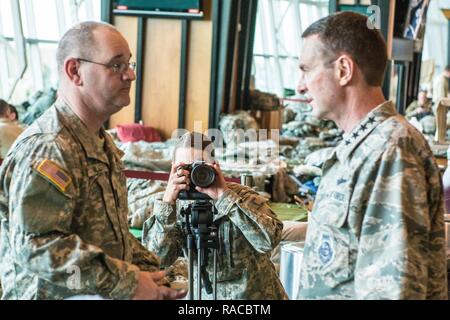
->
[178,161,216,200]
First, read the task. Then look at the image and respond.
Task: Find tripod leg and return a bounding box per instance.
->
[197,248,202,300]
[188,245,194,300]
[213,248,217,300]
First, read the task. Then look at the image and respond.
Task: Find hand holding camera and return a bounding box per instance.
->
[191,161,228,201]
[163,161,229,203]
[163,162,191,204]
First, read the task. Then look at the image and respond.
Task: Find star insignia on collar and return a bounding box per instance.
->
[345,140,351,146]
[367,117,376,125]
[352,132,359,139]
[360,124,368,131]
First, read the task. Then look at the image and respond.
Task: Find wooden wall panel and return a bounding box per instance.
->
[109,0,214,139]
[185,19,213,133]
[109,16,138,128]
[141,19,182,140]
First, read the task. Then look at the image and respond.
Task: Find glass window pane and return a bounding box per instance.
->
[253,56,267,92]
[2,0,102,103]
[253,11,264,54]
[0,0,15,37]
[59,0,102,33]
[78,0,102,22]
[0,40,16,98]
[253,0,330,95]
[39,43,58,89]
[6,41,31,104]
[6,41,18,79]
[10,43,44,103]
[19,0,31,38]
[33,0,59,40]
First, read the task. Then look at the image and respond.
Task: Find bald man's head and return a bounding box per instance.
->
[56,21,118,75]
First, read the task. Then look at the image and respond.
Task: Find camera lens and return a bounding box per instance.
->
[191,164,216,188]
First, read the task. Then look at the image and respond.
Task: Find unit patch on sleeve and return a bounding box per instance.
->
[35,159,72,192]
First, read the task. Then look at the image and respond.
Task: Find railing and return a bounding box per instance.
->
[0,159,242,184]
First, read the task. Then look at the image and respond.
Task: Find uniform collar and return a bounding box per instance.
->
[55,99,124,164]
[326,101,397,166]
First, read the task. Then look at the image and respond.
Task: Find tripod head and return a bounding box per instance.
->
[181,200,217,238]
[191,200,214,233]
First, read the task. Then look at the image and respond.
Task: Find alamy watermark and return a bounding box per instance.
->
[171,121,282,165]
[367,5,381,30]
[66,265,81,290]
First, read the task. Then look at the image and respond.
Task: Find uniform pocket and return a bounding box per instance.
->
[216,266,243,282]
[96,177,122,242]
[301,170,354,291]
[308,213,351,288]
[216,219,243,282]
[313,173,352,227]
[86,163,121,243]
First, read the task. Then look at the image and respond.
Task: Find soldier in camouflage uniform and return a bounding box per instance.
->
[0,22,185,300]
[142,132,288,299]
[296,12,448,299]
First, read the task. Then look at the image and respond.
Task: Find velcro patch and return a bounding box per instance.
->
[35,159,72,192]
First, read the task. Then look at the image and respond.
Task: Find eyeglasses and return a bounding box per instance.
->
[77,58,137,74]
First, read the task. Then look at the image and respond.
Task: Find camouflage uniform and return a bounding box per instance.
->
[0,99,160,300]
[142,183,288,300]
[404,100,432,120]
[298,101,448,300]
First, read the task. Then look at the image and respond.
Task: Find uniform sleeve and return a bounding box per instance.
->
[214,185,283,253]
[3,138,140,299]
[404,101,418,117]
[354,143,448,299]
[129,232,161,272]
[142,200,184,268]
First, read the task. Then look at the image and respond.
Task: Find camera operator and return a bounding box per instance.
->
[142,132,288,300]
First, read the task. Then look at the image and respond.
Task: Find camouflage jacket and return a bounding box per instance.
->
[142,183,288,300]
[298,101,448,300]
[0,100,160,300]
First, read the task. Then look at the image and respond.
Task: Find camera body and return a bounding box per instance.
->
[178,161,216,200]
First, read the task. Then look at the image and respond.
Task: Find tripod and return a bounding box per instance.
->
[180,200,219,300]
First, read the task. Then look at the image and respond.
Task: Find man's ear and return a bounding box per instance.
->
[335,55,354,86]
[64,58,83,86]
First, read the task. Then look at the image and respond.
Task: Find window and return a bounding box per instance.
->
[253,0,450,99]
[0,0,101,104]
[252,0,329,97]
[422,0,450,75]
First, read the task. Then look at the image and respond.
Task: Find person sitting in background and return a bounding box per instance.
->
[142,132,288,300]
[405,89,433,120]
[0,99,24,159]
[432,65,450,113]
[21,87,58,126]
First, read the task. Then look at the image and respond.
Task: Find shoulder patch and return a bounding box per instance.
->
[35,159,72,192]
